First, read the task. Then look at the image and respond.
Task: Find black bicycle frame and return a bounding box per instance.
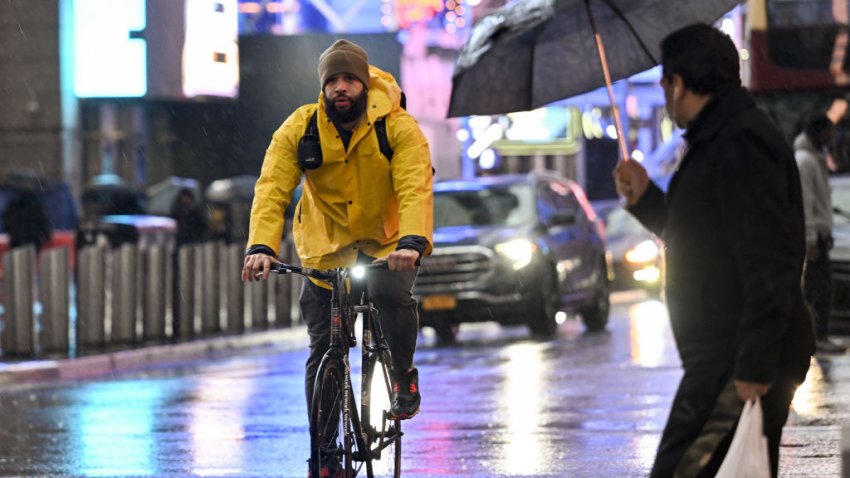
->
[275,262,401,476]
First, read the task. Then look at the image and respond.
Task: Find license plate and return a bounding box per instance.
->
[421,295,457,311]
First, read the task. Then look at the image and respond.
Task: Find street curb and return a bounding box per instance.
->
[0,325,309,388]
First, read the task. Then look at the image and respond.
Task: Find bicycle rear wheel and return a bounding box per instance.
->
[363,354,402,478]
[310,358,353,477]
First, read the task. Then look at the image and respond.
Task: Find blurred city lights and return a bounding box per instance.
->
[479,148,497,169]
[628,300,669,367]
[792,359,825,417]
[467,123,504,159]
[497,344,546,476]
[720,18,735,38]
[632,149,645,162]
[626,95,638,118]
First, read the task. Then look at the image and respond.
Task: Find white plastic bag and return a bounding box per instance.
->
[715,397,771,478]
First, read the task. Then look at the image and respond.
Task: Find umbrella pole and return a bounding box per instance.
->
[585,0,630,161]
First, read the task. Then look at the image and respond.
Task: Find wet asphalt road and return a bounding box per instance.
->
[0,292,846,477]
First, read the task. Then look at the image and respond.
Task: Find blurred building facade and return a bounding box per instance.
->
[2,0,850,212]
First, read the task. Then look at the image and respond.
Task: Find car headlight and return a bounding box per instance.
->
[495,239,537,270]
[624,239,659,264]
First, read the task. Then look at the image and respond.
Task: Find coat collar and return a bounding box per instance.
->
[683,86,755,145]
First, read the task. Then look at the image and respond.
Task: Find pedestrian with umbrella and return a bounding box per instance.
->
[614,24,814,477]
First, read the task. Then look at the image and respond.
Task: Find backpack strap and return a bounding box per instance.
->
[376,113,435,175]
[375,116,394,161]
[302,108,397,163]
[305,109,319,137]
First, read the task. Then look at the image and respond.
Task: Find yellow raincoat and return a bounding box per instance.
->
[247,66,433,271]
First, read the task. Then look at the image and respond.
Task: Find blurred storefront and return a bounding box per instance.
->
[0,0,755,208]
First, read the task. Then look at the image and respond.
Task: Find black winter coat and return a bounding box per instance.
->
[630,86,814,384]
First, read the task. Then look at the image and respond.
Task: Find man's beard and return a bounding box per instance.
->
[324,90,367,124]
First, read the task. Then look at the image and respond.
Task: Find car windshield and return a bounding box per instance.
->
[834,181,850,225]
[434,184,535,228]
[604,207,648,237]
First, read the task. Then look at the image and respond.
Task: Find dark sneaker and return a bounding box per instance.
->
[306,454,343,478]
[390,367,421,420]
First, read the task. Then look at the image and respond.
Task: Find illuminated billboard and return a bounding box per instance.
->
[73,0,148,98]
[72,0,239,100]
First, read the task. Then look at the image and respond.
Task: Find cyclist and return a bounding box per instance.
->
[241,39,433,474]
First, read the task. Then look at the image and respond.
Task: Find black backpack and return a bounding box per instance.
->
[297,93,406,170]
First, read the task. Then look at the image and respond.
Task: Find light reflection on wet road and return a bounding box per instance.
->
[0,293,845,477]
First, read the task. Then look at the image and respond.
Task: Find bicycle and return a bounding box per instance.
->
[270,261,403,478]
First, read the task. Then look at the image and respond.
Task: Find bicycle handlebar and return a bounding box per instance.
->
[268,261,391,282]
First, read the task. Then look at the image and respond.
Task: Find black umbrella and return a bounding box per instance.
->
[448,0,742,159]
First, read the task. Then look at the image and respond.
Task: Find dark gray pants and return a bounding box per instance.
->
[299,257,419,408]
[804,235,833,339]
[651,358,797,478]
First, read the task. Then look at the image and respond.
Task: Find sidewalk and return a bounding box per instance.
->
[0,325,310,387]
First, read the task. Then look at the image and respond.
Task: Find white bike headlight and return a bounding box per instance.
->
[351,265,367,280]
[495,239,537,270]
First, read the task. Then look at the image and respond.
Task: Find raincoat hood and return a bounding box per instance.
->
[318,65,405,117]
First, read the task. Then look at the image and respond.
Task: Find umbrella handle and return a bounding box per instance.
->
[586,1,630,162]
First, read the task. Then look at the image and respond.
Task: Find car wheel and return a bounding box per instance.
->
[529,268,559,339]
[580,263,610,332]
[432,318,458,346]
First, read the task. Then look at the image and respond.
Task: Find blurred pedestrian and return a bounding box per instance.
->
[614,24,814,477]
[3,190,52,250]
[170,188,204,245]
[794,113,844,354]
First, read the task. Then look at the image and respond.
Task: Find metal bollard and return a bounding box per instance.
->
[39,247,70,355]
[200,241,222,334]
[143,244,167,342]
[264,275,276,329]
[249,273,268,330]
[275,240,302,327]
[111,243,137,344]
[77,245,106,349]
[1,245,37,356]
[164,242,174,338]
[226,244,245,333]
[174,244,197,340]
[840,425,850,478]
[274,271,292,328]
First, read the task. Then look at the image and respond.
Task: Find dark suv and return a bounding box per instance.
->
[415,171,611,344]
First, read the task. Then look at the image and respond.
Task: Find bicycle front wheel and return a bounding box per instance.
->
[310,359,353,477]
[363,355,402,478]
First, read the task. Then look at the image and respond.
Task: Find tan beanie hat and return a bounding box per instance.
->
[318,39,370,88]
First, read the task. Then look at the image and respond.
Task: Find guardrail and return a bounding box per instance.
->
[0,239,301,359]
